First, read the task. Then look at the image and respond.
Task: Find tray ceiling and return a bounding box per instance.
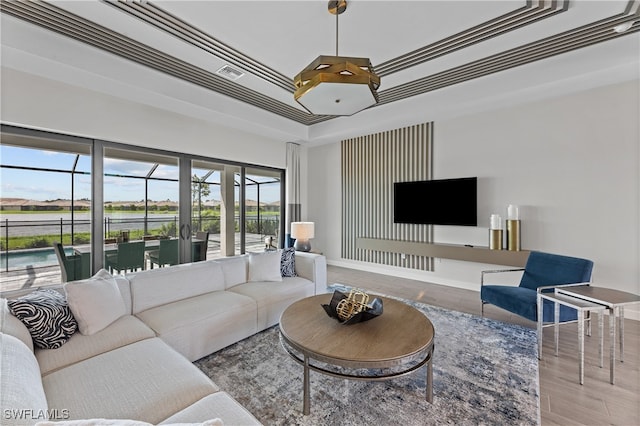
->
[1,0,639,141]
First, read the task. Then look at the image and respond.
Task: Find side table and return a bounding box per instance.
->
[556,285,640,384]
[537,291,606,385]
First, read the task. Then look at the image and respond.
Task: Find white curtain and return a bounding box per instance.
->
[285,142,301,247]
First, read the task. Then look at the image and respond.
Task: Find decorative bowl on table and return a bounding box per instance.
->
[321,288,383,325]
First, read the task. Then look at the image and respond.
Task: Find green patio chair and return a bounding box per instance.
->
[105,241,146,274]
[147,238,179,269]
[192,231,209,262]
[53,242,88,282]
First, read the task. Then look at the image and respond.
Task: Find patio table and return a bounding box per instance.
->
[72,238,204,273]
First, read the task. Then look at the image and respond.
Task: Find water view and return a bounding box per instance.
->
[0,247,75,269]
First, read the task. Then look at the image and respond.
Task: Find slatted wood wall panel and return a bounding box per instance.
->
[341,122,434,270]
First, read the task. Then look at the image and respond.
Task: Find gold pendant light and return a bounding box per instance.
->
[294,1,380,116]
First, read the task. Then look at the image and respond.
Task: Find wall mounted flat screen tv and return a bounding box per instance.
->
[394,177,477,226]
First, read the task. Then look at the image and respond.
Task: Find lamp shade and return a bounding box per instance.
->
[291,222,315,240]
[291,222,314,252]
[294,56,380,116]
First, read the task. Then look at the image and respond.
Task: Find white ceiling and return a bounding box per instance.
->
[1,0,639,144]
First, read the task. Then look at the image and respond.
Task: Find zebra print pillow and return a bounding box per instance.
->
[280,247,297,277]
[8,288,77,349]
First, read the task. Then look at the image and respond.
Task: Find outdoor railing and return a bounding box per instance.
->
[1,215,279,272]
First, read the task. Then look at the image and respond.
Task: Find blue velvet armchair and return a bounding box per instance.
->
[480,251,594,322]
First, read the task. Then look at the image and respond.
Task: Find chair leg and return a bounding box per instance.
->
[481,301,485,316]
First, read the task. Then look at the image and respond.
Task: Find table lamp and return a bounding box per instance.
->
[291,222,315,252]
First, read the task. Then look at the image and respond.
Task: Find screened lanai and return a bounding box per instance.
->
[0,126,284,292]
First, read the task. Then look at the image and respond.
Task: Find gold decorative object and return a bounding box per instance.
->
[489,214,503,250]
[506,205,521,251]
[335,289,370,321]
[489,229,503,250]
[294,1,380,116]
[506,219,521,251]
[322,288,383,325]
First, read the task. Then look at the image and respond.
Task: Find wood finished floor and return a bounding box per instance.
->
[327,265,640,426]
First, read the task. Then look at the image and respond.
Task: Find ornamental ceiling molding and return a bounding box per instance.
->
[1,0,638,126]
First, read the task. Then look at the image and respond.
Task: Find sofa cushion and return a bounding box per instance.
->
[248,251,282,282]
[280,247,297,277]
[36,315,156,376]
[114,275,133,314]
[215,256,248,289]
[135,291,257,362]
[64,269,127,335]
[128,261,225,314]
[228,276,314,329]
[0,333,49,426]
[160,392,261,425]
[1,298,35,351]
[7,289,77,349]
[43,338,219,424]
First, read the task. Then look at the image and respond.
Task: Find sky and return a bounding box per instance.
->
[0,145,280,203]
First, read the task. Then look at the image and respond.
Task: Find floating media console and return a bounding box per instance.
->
[356,238,530,267]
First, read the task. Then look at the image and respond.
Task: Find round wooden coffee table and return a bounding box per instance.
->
[279,293,435,415]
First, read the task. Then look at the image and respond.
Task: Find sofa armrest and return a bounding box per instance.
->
[480,268,525,285]
[294,252,328,295]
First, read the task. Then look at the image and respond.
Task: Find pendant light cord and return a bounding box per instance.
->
[335,5,339,56]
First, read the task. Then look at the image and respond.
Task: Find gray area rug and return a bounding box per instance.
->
[195,294,540,425]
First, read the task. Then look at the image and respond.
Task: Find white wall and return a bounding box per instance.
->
[308,80,640,318]
[0,68,288,168]
[2,66,638,318]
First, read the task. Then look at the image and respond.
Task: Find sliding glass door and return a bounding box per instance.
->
[102,147,180,273]
[191,160,240,258]
[1,124,285,289]
[244,167,282,252]
[0,128,93,290]
[192,162,284,256]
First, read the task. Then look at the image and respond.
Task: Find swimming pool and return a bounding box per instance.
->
[0,247,74,269]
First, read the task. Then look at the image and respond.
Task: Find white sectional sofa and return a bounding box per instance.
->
[0,251,327,425]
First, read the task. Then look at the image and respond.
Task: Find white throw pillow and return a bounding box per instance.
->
[64,269,127,335]
[248,251,283,282]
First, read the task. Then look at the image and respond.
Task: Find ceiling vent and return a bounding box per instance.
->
[216,65,244,81]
